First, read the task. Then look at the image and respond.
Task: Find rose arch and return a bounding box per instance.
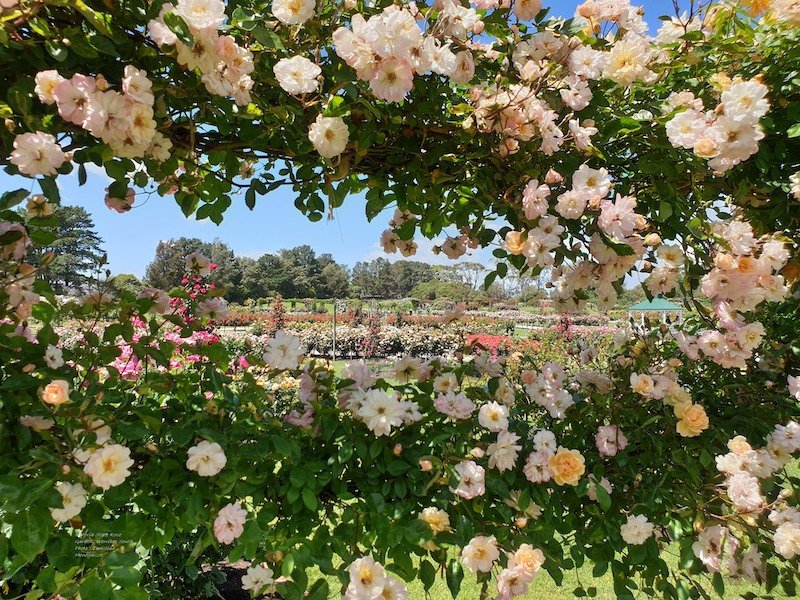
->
[0,0,799,598]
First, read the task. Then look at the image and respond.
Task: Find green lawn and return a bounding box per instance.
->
[306,550,787,600]
[314,553,792,599]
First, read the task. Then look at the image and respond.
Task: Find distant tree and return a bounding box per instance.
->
[351,258,390,298]
[432,262,486,290]
[145,238,204,290]
[278,245,321,297]
[144,237,240,293]
[318,262,349,298]
[239,253,290,300]
[206,239,242,299]
[27,206,105,294]
[619,285,647,307]
[230,256,256,303]
[351,258,435,298]
[387,261,434,297]
[109,273,144,297]
[410,280,475,302]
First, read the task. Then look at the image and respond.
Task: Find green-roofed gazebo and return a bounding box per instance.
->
[628,298,684,325]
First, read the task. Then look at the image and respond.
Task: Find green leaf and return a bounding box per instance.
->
[419,560,436,590]
[595,483,612,512]
[712,572,725,597]
[787,123,800,138]
[79,575,113,600]
[0,189,28,210]
[598,230,634,256]
[163,12,194,45]
[11,507,51,563]
[365,192,384,221]
[592,562,608,577]
[108,566,142,587]
[658,200,674,221]
[306,580,329,600]
[252,27,285,50]
[74,0,113,36]
[446,560,463,599]
[32,302,55,324]
[39,177,60,202]
[301,487,318,511]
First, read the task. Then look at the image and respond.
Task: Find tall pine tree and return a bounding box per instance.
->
[27,206,106,294]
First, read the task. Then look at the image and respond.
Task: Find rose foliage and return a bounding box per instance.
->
[1,0,800,598]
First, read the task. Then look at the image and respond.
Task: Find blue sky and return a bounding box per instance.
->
[0,0,687,278]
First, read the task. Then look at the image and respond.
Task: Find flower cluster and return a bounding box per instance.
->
[505,165,649,313]
[148,0,254,105]
[671,223,789,368]
[461,537,545,599]
[33,67,168,160]
[343,556,408,600]
[380,209,419,257]
[630,371,709,437]
[665,77,769,173]
[524,362,574,419]
[333,4,476,105]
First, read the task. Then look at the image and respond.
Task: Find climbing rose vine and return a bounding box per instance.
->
[0,0,799,599]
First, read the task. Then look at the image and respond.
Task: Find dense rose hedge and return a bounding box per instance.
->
[219,307,611,331]
[1,0,799,599]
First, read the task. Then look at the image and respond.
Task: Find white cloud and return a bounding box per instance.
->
[83,162,113,184]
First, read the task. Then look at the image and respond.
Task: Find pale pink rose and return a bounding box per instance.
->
[693,526,733,572]
[19,415,55,430]
[10,131,67,177]
[0,222,30,260]
[461,535,499,573]
[598,195,640,240]
[34,70,65,105]
[451,460,485,499]
[544,168,563,184]
[523,449,553,483]
[789,375,800,401]
[147,3,179,46]
[122,65,154,106]
[53,74,96,125]
[451,51,475,85]
[726,473,763,512]
[175,0,226,30]
[285,405,315,429]
[105,188,136,213]
[213,502,247,544]
[595,425,628,457]
[370,57,414,103]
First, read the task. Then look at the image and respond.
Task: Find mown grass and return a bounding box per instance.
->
[307,550,791,600]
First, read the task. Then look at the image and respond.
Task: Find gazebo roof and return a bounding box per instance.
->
[629,298,683,312]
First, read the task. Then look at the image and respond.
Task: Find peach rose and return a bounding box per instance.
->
[504,231,528,255]
[728,435,752,455]
[693,138,719,159]
[548,447,585,486]
[41,380,70,405]
[508,543,545,576]
[675,403,709,437]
